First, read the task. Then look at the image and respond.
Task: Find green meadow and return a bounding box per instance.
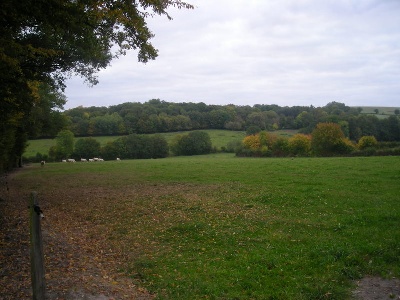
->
[15,154,400,299]
[358,106,400,119]
[24,135,119,158]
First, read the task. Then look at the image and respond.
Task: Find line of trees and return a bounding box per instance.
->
[61,100,400,143]
[236,123,400,158]
[34,129,214,163]
[46,130,170,161]
[31,122,400,164]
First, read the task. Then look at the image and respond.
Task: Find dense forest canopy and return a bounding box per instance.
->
[57,100,400,143]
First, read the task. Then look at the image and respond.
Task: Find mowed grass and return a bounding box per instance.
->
[14,154,400,299]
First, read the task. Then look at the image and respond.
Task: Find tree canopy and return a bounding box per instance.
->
[0,0,193,171]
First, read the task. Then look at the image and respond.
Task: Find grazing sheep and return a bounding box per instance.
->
[67,158,76,163]
[88,159,94,162]
[81,158,87,162]
[62,159,67,163]
[116,158,120,161]
[93,157,99,161]
[41,161,45,167]
[98,158,104,161]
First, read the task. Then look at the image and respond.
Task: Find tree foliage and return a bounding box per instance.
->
[238,131,282,157]
[171,131,212,156]
[74,138,101,159]
[311,123,355,156]
[27,83,68,138]
[0,0,193,172]
[237,127,357,158]
[288,134,311,156]
[242,135,261,151]
[101,134,169,160]
[1,0,193,90]
[49,129,75,160]
[61,101,400,145]
[358,136,378,150]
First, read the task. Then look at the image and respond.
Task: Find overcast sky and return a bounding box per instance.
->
[64,0,400,110]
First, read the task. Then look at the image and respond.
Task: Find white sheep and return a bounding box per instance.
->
[116,158,120,161]
[81,158,87,162]
[62,159,67,163]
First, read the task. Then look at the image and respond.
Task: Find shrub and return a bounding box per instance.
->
[270,137,289,157]
[238,131,281,157]
[225,140,242,153]
[74,137,101,159]
[288,134,311,156]
[49,129,75,160]
[101,134,168,160]
[23,152,49,163]
[311,123,346,156]
[334,138,357,154]
[358,136,378,150]
[101,138,127,160]
[242,135,260,150]
[171,131,212,156]
[259,131,278,148]
[150,134,169,158]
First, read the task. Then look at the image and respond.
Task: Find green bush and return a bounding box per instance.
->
[101,139,126,160]
[74,137,101,159]
[171,131,212,156]
[288,134,311,156]
[358,136,378,150]
[225,140,242,153]
[23,152,49,163]
[333,138,357,155]
[101,134,169,160]
[270,137,289,157]
[311,123,346,156]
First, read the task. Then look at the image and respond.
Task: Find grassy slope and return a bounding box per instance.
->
[358,106,399,115]
[15,154,400,299]
[357,106,400,119]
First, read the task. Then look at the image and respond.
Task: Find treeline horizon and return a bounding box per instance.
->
[34,99,400,143]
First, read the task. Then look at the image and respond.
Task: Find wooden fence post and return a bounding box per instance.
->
[30,191,46,300]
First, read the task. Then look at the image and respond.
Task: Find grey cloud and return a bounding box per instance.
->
[64,0,400,109]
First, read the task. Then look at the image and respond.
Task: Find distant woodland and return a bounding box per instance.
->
[32,100,400,142]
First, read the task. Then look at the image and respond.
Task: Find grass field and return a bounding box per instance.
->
[358,106,400,119]
[12,154,400,299]
[24,129,298,158]
[24,135,122,158]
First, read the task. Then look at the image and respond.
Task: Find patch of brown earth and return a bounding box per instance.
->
[353,277,400,300]
[0,168,154,300]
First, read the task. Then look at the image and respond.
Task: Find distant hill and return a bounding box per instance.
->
[356,106,400,118]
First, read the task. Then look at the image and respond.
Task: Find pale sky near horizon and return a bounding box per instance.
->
[64,0,400,110]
